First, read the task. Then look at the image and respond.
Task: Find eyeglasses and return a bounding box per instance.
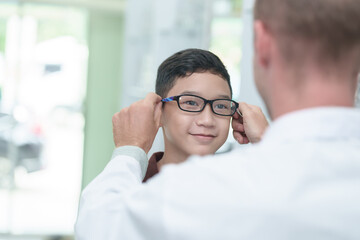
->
[161,94,239,116]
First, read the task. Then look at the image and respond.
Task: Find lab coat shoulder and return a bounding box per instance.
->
[75,154,167,239]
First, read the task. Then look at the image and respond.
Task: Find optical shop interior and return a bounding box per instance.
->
[0,0,359,239]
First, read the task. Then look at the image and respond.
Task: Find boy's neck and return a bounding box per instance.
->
[157,146,189,171]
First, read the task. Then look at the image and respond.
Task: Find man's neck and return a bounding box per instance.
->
[270,67,357,120]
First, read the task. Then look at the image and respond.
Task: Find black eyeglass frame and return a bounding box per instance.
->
[161,94,239,116]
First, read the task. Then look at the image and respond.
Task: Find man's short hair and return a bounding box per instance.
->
[156,49,232,98]
[254,0,360,65]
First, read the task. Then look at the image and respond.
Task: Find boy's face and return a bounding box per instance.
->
[161,71,232,157]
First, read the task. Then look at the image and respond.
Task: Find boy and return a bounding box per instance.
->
[138,48,238,181]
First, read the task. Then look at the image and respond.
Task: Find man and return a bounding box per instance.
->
[75,0,360,239]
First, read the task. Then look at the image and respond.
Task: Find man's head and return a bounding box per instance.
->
[253,0,360,118]
[156,49,233,159]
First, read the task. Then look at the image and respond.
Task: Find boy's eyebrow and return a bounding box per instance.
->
[180,91,231,99]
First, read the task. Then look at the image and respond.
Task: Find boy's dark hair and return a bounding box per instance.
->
[156,49,232,98]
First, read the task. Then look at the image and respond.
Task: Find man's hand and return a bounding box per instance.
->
[112,93,162,153]
[232,102,269,144]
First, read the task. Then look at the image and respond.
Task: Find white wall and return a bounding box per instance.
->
[239,0,269,119]
[120,0,213,156]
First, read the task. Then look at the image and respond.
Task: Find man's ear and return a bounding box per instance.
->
[254,20,272,68]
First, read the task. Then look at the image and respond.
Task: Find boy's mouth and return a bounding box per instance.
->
[190,133,216,143]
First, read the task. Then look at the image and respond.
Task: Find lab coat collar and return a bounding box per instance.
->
[261,107,360,144]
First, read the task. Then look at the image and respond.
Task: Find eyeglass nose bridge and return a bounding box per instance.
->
[198,99,217,114]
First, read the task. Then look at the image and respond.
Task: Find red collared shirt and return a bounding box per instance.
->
[143,151,164,182]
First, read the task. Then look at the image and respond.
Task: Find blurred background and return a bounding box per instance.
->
[0,0,359,239]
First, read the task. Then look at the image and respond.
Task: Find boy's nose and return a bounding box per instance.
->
[195,104,216,127]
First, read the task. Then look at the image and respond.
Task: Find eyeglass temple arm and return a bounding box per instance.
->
[161,96,175,102]
[236,108,243,117]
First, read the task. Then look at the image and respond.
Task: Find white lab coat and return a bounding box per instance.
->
[75,107,360,240]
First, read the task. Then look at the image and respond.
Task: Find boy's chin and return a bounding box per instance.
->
[187,146,218,156]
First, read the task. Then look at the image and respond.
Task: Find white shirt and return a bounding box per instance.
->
[75,107,360,240]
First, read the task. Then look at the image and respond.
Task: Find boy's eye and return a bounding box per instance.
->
[184,100,199,106]
[179,96,203,110]
[214,103,230,110]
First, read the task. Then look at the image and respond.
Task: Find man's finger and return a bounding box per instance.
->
[233,131,249,144]
[236,108,243,117]
[145,92,162,106]
[232,119,245,132]
[232,110,240,119]
[233,131,242,143]
[238,102,251,116]
[154,101,163,126]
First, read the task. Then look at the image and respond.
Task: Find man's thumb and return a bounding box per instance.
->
[154,101,162,126]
